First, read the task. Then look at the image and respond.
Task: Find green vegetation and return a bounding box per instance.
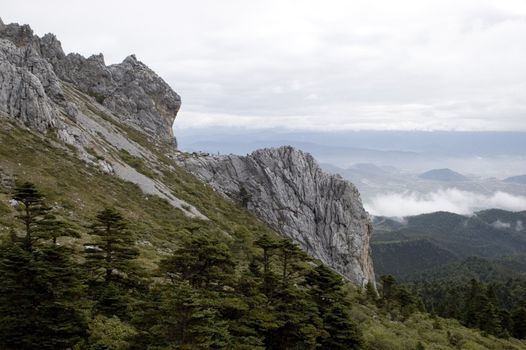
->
[118,149,157,179]
[372,239,458,277]
[1,182,363,349]
[371,209,526,280]
[406,258,526,340]
[0,121,525,349]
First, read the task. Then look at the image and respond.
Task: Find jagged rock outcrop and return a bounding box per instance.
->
[0,21,180,145]
[179,146,375,286]
[0,38,59,131]
[0,20,203,219]
[0,20,376,286]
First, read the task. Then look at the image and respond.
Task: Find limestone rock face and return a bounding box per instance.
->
[0,21,180,145]
[179,146,375,286]
[0,38,59,131]
[0,20,204,218]
[51,51,181,145]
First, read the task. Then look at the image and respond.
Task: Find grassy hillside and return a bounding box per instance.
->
[0,120,274,269]
[1,120,525,348]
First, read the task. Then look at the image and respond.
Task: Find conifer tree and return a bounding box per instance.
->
[146,283,230,349]
[306,264,364,350]
[160,231,235,290]
[84,208,139,284]
[512,306,526,339]
[0,233,86,349]
[12,182,79,249]
[266,240,320,350]
[254,233,280,299]
[84,208,140,318]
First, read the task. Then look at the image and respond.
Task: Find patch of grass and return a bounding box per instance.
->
[351,302,526,350]
[118,149,157,179]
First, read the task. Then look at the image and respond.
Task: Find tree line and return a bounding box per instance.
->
[0,182,364,349]
[410,277,526,339]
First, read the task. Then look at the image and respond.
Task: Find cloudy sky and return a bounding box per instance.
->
[4,0,526,131]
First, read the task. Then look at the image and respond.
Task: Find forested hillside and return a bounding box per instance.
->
[1,122,525,349]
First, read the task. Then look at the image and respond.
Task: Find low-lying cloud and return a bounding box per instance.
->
[364,188,526,217]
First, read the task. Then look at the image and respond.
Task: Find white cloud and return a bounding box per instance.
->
[2,0,526,131]
[491,220,511,229]
[364,188,526,217]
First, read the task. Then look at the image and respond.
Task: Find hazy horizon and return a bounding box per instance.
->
[3,1,525,217]
[3,0,526,132]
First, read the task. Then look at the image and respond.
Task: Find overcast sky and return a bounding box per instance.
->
[4,0,526,131]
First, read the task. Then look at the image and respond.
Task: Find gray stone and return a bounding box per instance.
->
[179,146,375,286]
[0,21,181,146]
[48,49,181,146]
[0,39,58,131]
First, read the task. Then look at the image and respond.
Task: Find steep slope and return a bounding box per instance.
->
[2,19,526,349]
[0,21,180,145]
[0,20,374,287]
[179,147,375,286]
[0,21,203,218]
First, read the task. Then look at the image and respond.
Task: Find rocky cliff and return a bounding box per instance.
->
[0,19,375,286]
[0,20,201,218]
[179,147,375,286]
[0,20,180,146]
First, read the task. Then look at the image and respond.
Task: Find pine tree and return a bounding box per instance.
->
[84,208,139,284]
[278,238,308,287]
[254,233,280,299]
[266,242,320,350]
[463,279,484,328]
[0,241,87,349]
[160,231,236,290]
[512,306,526,339]
[33,245,87,349]
[365,281,378,303]
[305,264,364,350]
[12,182,79,248]
[146,283,230,349]
[84,208,140,318]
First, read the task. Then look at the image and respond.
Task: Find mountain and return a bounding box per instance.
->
[372,209,526,278]
[0,20,374,286]
[505,175,526,185]
[179,147,375,286]
[372,239,458,277]
[418,168,468,182]
[1,19,526,349]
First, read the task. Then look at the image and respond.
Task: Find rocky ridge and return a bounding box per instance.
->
[179,147,375,286]
[0,20,375,286]
[0,20,201,218]
[0,20,180,145]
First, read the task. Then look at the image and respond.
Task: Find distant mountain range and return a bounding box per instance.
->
[505,175,526,185]
[418,168,468,182]
[372,209,526,279]
[322,163,526,216]
[176,128,526,179]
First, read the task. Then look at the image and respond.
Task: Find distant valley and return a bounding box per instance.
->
[371,209,526,279]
